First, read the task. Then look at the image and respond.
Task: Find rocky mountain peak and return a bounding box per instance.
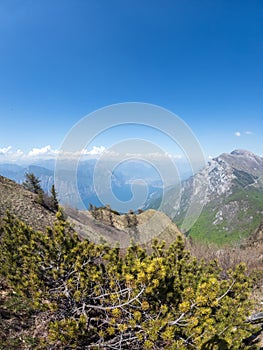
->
[154,149,263,244]
[230,149,255,157]
[212,149,263,178]
[196,149,263,203]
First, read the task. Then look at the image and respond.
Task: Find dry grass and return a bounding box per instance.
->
[187,239,263,310]
[188,239,263,346]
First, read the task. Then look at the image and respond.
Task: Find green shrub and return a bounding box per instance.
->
[0,212,259,349]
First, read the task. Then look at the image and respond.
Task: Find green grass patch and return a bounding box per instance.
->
[182,187,263,246]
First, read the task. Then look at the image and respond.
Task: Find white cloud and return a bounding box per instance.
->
[234,130,254,137]
[0,146,26,163]
[117,152,180,161]
[82,146,106,155]
[13,149,24,158]
[0,145,187,164]
[0,146,12,155]
[0,145,59,162]
[172,154,183,160]
[55,146,109,160]
[28,145,58,157]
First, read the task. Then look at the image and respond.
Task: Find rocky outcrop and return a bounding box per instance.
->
[66,206,182,248]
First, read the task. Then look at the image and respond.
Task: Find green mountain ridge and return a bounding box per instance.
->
[149,149,263,245]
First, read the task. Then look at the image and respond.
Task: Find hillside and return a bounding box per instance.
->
[66,206,182,248]
[0,175,56,232]
[150,149,263,245]
[0,174,182,248]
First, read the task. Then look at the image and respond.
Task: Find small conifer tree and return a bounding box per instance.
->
[50,184,59,212]
[23,172,42,194]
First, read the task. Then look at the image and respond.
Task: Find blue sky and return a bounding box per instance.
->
[0,0,262,161]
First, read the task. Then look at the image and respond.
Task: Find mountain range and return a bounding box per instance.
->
[150,149,263,245]
[0,160,167,211]
[1,149,263,245]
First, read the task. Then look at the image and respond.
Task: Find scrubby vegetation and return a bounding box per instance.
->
[187,240,263,315]
[0,211,261,349]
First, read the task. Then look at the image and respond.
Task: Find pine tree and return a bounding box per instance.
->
[50,184,59,212]
[23,172,43,194]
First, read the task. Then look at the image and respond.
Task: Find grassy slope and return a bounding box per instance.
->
[187,187,263,245]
